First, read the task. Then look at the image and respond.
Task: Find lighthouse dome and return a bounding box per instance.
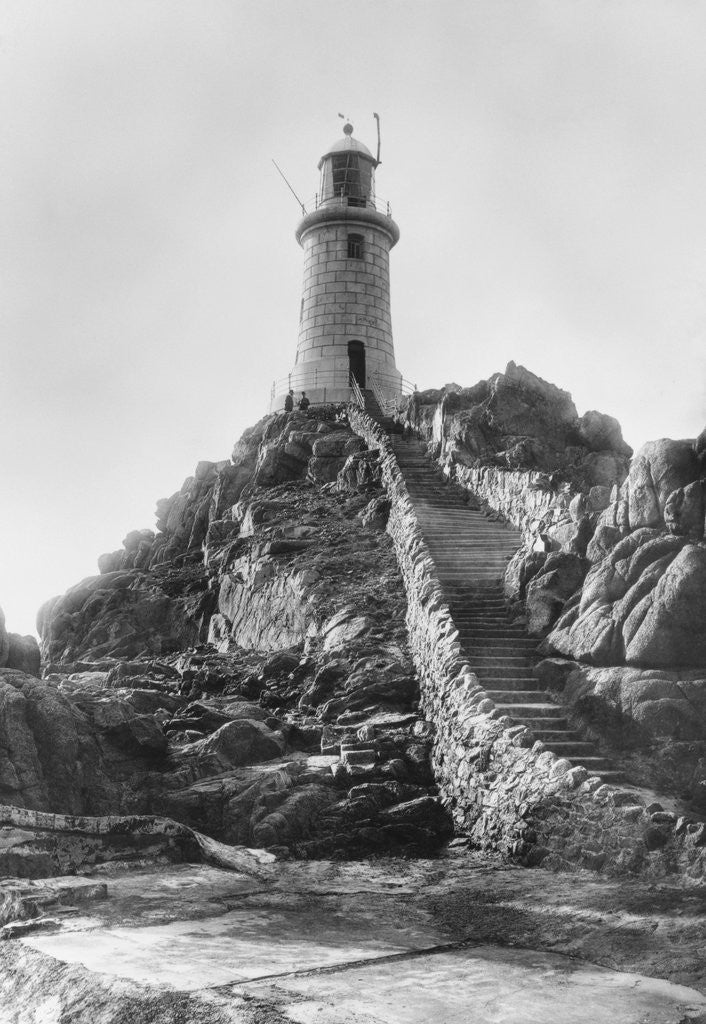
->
[324,135,374,159]
[318,127,376,169]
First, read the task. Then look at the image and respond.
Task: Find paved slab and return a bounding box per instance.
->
[6,858,706,1023]
[24,905,444,990]
[242,946,706,1024]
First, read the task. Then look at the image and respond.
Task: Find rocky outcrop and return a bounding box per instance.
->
[391,367,706,851]
[537,435,706,669]
[404,366,705,677]
[350,403,706,880]
[535,658,706,813]
[19,410,452,863]
[546,532,706,667]
[8,368,703,882]
[37,566,212,664]
[0,803,274,879]
[0,608,40,677]
[401,361,631,487]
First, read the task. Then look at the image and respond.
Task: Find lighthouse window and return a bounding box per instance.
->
[333,153,362,198]
[347,233,364,259]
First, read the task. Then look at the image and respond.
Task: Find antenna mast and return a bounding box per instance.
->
[373,112,381,165]
[271,159,306,215]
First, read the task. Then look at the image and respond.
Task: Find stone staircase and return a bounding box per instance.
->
[361,389,395,432]
[388,435,622,783]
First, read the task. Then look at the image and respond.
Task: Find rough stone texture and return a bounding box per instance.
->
[627,439,700,530]
[16,387,706,881]
[400,362,631,489]
[37,566,212,664]
[406,372,705,680]
[25,411,450,862]
[350,405,706,881]
[535,658,706,813]
[0,803,273,879]
[525,552,587,636]
[545,531,706,667]
[3,857,706,1023]
[0,607,40,677]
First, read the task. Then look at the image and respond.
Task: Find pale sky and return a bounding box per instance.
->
[1,1,705,636]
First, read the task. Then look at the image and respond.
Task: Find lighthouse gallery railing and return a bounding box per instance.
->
[270,367,416,406]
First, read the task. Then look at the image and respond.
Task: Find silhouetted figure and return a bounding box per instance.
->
[284,390,294,412]
[298,391,310,414]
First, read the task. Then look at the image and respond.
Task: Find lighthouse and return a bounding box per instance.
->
[271,118,409,412]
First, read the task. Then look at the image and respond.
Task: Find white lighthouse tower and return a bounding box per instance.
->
[271,118,408,412]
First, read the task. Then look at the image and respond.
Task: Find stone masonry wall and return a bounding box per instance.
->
[348,406,706,880]
[297,223,396,372]
[441,462,559,542]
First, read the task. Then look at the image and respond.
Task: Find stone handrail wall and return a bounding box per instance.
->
[348,406,705,880]
[441,461,560,541]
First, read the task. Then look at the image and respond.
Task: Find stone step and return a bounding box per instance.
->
[569,756,615,769]
[434,565,513,571]
[455,610,519,617]
[457,620,526,628]
[478,682,545,694]
[584,768,625,781]
[457,626,528,634]
[461,635,537,643]
[432,565,513,571]
[465,648,540,658]
[484,690,555,704]
[392,438,622,784]
[340,748,377,767]
[429,551,515,557]
[457,618,523,627]
[454,604,518,610]
[474,666,539,680]
[512,715,570,730]
[531,728,582,741]
[417,520,508,526]
[471,656,538,666]
[545,741,599,755]
[437,576,510,581]
[446,589,512,598]
[489,702,567,718]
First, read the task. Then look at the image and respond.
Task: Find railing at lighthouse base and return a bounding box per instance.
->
[270,368,416,415]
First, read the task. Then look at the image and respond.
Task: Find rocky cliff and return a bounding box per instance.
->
[398,363,706,821]
[2,408,452,875]
[2,363,704,882]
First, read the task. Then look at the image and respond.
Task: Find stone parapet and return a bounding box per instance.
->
[348,406,706,881]
[443,462,560,542]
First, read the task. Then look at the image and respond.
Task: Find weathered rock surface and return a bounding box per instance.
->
[3,858,706,1023]
[0,607,40,677]
[525,552,587,636]
[19,409,450,863]
[401,361,632,487]
[535,657,706,812]
[544,526,706,667]
[447,387,706,669]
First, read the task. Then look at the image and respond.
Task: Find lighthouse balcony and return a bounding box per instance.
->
[296,199,400,247]
[269,366,416,416]
[304,192,394,218]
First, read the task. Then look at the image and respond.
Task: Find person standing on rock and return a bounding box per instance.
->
[284,389,294,412]
[298,391,310,414]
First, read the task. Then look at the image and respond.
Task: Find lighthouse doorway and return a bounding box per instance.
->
[348,341,366,388]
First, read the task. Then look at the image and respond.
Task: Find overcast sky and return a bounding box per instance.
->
[2,1,705,636]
